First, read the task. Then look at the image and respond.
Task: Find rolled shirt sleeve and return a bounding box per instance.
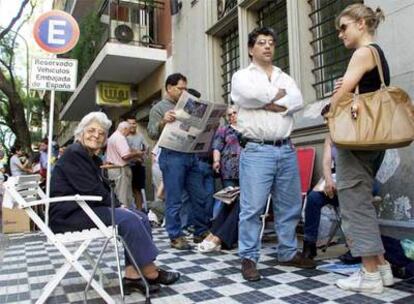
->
[231,69,277,109]
[148,106,163,140]
[273,75,304,116]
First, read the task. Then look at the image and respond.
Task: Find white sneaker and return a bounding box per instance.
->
[336,267,384,294]
[378,262,394,286]
[148,210,159,225]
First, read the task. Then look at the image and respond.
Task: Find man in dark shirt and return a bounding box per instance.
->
[148,73,209,250]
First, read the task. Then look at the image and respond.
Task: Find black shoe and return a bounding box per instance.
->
[193,231,210,244]
[147,269,181,285]
[123,277,160,295]
[302,240,317,259]
[241,258,261,281]
[171,237,192,250]
[338,250,361,265]
[279,253,317,269]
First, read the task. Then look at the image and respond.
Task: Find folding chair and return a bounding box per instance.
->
[260,146,316,240]
[3,174,150,304]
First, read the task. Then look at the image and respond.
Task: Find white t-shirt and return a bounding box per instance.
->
[10,155,25,176]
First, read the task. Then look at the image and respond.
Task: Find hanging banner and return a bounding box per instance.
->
[96,82,132,107]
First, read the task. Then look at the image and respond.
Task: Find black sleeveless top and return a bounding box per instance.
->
[358,44,390,94]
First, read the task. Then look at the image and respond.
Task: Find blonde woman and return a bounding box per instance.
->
[328,4,393,293]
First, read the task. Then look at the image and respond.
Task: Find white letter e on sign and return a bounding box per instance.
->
[48,19,66,45]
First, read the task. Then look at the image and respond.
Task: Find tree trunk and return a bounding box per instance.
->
[0,69,32,152]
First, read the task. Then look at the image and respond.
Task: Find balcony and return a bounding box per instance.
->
[60,0,169,120]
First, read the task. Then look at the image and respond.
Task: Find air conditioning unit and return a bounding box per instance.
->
[110,20,149,44]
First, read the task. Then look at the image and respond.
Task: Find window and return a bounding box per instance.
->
[221,28,240,104]
[257,0,289,73]
[217,0,238,19]
[309,0,362,99]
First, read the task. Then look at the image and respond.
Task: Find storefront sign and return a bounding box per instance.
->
[96,82,132,107]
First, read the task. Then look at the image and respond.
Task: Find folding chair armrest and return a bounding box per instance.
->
[22,195,102,208]
[75,196,112,238]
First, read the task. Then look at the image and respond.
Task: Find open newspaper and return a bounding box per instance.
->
[158,91,227,153]
[213,186,240,205]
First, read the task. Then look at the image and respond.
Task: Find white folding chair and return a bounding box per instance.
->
[3,174,119,304]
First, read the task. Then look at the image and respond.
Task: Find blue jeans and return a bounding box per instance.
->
[238,142,302,262]
[304,191,339,243]
[197,159,215,220]
[180,191,193,229]
[159,148,210,239]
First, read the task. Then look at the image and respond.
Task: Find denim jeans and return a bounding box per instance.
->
[197,159,215,220]
[238,142,302,262]
[159,148,210,239]
[180,191,193,229]
[304,191,339,243]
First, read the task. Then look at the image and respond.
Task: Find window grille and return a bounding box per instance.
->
[309,0,363,99]
[221,28,240,104]
[218,0,238,19]
[257,0,289,73]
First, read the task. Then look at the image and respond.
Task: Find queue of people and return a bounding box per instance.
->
[1,3,396,297]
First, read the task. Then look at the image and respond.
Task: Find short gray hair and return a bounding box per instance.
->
[74,112,112,142]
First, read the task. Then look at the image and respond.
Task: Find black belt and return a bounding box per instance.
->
[240,137,291,148]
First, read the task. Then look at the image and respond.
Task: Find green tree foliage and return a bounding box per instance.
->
[70,11,105,80]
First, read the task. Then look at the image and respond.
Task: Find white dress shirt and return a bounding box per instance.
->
[231,63,303,141]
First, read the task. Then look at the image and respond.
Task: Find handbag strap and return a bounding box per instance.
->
[355,45,386,95]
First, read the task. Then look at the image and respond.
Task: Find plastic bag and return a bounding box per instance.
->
[401,239,414,261]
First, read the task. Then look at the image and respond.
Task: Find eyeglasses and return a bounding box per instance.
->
[256,39,275,47]
[337,22,355,33]
[85,127,105,137]
[175,86,187,91]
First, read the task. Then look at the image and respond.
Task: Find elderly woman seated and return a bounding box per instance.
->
[49,112,180,294]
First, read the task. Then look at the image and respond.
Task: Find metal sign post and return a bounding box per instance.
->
[31,10,79,225]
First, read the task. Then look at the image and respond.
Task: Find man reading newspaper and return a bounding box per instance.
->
[148,73,212,250]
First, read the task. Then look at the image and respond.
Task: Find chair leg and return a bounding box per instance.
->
[321,221,340,252]
[35,240,90,304]
[71,256,115,304]
[84,238,112,304]
[321,208,343,253]
[113,230,125,300]
[36,262,72,304]
[84,250,109,286]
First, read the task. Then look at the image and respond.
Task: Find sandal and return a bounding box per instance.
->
[197,240,221,253]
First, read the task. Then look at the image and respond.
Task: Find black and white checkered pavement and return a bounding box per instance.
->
[0,228,413,304]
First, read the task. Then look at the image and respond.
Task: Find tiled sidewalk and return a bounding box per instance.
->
[0,228,413,304]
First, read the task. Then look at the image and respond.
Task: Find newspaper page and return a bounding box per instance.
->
[213,186,240,205]
[158,91,227,153]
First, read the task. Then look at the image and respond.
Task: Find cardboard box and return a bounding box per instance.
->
[2,208,30,234]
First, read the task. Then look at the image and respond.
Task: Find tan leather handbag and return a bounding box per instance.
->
[326,46,414,150]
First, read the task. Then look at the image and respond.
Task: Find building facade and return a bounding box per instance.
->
[54,0,173,144]
[170,0,414,238]
[55,0,414,236]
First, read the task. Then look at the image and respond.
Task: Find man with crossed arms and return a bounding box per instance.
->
[231,27,316,282]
